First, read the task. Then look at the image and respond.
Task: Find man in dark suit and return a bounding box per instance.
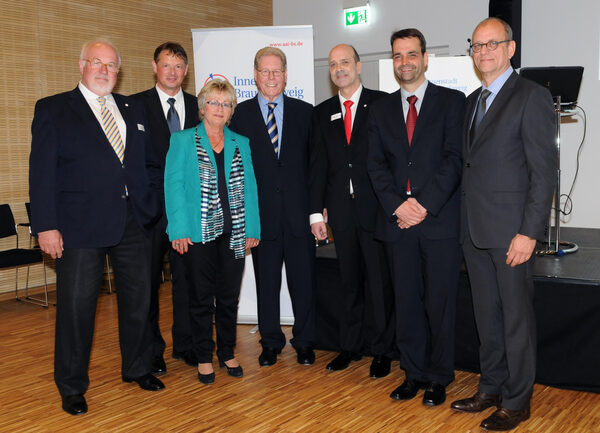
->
[30,39,165,416]
[450,18,556,431]
[309,44,393,378]
[368,29,465,406]
[229,47,315,367]
[131,42,199,374]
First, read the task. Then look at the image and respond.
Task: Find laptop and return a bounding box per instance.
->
[519,66,584,109]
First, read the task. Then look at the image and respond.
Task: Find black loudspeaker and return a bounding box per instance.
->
[489,0,522,69]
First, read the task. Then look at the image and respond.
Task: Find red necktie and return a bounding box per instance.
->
[406,95,418,193]
[343,100,353,145]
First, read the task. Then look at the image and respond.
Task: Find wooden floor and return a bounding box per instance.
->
[1,284,599,433]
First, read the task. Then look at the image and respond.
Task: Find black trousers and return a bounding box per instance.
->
[331,216,394,355]
[251,228,315,351]
[149,215,192,357]
[183,234,245,363]
[54,206,152,397]
[385,229,460,385]
[462,232,536,410]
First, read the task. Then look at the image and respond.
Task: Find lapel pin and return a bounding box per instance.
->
[125,103,129,107]
[364,104,367,107]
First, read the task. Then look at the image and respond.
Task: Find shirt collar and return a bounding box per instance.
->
[338,84,363,107]
[78,81,115,104]
[155,85,183,104]
[258,91,284,108]
[483,66,514,94]
[400,79,428,102]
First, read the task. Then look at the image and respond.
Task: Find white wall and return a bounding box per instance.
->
[274,0,600,228]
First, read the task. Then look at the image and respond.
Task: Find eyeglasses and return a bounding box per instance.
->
[206,100,233,109]
[84,58,120,73]
[470,40,511,54]
[256,69,285,78]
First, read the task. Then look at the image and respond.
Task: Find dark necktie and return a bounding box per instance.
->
[470,89,491,144]
[167,97,181,134]
[406,95,418,193]
[267,102,279,156]
[343,100,353,145]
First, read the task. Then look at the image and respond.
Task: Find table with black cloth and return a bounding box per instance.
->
[314,228,600,393]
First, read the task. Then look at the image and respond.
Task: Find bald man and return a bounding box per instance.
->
[309,44,393,378]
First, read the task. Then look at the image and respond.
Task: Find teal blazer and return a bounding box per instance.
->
[164,121,260,242]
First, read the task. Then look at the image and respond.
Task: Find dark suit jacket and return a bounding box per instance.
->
[229,95,313,240]
[309,87,387,232]
[368,82,465,241]
[461,72,557,249]
[29,87,161,248]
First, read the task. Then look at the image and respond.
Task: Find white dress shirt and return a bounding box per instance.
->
[79,81,126,146]
[155,85,186,130]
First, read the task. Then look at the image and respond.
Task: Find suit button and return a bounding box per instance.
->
[275,187,280,193]
[466,163,471,168]
[348,163,353,168]
[408,162,412,166]
[277,161,283,167]
[121,195,126,199]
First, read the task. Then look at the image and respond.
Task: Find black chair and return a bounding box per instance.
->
[0,203,50,307]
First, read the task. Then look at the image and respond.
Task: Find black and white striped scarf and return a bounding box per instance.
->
[195,128,246,259]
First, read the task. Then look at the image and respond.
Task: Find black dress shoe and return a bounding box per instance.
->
[61,394,87,416]
[451,392,502,413]
[326,351,361,371]
[197,371,215,384]
[480,407,530,431]
[369,355,391,378]
[258,347,279,367]
[122,373,165,391]
[151,356,167,376]
[219,359,244,378]
[173,350,198,367]
[390,379,429,400]
[423,382,446,406]
[296,347,315,365]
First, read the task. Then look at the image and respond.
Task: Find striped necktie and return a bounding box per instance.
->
[97,96,125,163]
[267,102,279,156]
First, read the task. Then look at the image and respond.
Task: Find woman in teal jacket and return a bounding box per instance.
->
[164,79,260,385]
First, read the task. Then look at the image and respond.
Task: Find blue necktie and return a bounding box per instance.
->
[167,97,181,134]
[266,102,279,157]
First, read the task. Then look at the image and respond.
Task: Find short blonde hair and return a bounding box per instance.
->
[254,47,287,71]
[197,79,237,122]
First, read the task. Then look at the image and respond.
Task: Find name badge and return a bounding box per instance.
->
[330,112,342,121]
[137,124,145,132]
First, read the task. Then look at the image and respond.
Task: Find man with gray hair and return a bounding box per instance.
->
[229,47,316,367]
[30,39,165,416]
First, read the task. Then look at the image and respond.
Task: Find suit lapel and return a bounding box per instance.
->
[464,88,480,153]
[251,96,278,161]
[183,92,198,128]
[390,90,410,151]
[470,72,519,151]
[328,96,347,147]
[410,83,438,148]
[350,90,370,145]
[67,87,107,142]
[147,88,171,136]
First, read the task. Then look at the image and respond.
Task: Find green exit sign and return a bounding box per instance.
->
[344,6,368,26]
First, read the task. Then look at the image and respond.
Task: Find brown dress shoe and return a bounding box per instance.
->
[480,407,530,431]
[451,392,501,413]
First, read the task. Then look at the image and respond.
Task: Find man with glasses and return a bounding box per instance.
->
[309,44,393,378]
[451,18,556,431]
[229,47,316,367]
[30,39,165,416]
[132,42,199,375]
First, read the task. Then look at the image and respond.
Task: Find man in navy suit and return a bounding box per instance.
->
[451,18,556,431]
[309,44,393,378]
[30,39,165,416]
[132,42,200,374]
[368,29,465,406]
[229,47,316,367]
